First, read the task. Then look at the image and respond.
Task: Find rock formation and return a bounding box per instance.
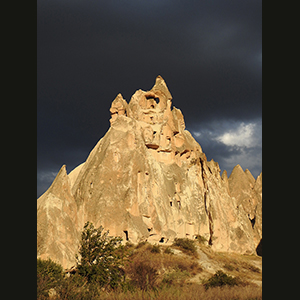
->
[37,76,262,269]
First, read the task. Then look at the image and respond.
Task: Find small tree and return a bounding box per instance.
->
[76,221,123,289]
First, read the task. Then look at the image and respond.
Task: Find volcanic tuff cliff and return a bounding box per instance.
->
[37,76,262,269]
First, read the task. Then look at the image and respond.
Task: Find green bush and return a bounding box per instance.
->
[37,258,64,298]
[37,258,64,282]
[172,238,197,256]
[76,221,124,290]
[203,270,241,290]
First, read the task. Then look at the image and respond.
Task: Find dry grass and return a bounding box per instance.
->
[96,284,262,300]
[123,242,203,292]
[125,242,261,290]
[39,242,262,299]
[127,242,202,275]
[197,243,262,283]
[172,238,199,258]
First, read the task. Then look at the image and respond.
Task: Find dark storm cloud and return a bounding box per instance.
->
[37,0,262,197]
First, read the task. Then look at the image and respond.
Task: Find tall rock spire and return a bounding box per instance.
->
[150,75,172,100]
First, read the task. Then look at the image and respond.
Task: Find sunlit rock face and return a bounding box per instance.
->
[37,76,262,268]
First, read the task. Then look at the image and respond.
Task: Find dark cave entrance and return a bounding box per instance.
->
[248,214,256,229]
[256,238,262,256]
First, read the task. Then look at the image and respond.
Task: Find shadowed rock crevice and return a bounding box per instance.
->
[256,238,262,256]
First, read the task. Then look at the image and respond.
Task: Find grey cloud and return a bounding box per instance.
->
[188,118,262,178]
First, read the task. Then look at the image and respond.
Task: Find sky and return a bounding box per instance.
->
[37,0,262,198]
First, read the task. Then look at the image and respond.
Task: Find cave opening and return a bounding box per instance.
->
[256,238,262,256]
[248,214,256,228]
[123,230,129,241]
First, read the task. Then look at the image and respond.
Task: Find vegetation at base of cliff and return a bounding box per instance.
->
[172,237,198,256]
[37,222,261,299]
[37,258,64,298]
[75,221,124,289]
[202,270,244,290]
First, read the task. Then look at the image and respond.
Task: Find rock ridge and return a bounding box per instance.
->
[37,76,262,268]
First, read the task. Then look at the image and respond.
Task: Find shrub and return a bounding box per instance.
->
[223,263,235,271]
[164,247,174,254]
[125,248,162,291]
[203,270,241,290]
[150,244,161,253]
[172,238,197,256]
[129,261,159,291]
[195,234,208,244]
[37,258,64,282]
[125,241,134,249]
[135,241,148,249]
[56,274,90,299]
[76,221,124,290]
[162,269,190,286]
[37,258,64,299]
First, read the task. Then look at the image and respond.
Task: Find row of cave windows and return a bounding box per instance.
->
[146,96,160,108]
[123,231,208,245]
[122,230,173,244]
[123,230,262,256]
[170,200,181,209]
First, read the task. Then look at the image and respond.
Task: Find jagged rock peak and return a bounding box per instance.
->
[110,93,128,123]
[255,172,262,184]
[46,164,72,200]
[150,75,172,100]
[229,164,244,178]
[245,169,255,184]
[221,170,228,180]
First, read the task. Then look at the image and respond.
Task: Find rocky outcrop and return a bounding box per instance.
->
[228,165,262,253]
[37,165,79,268]
[37,76,262,268]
